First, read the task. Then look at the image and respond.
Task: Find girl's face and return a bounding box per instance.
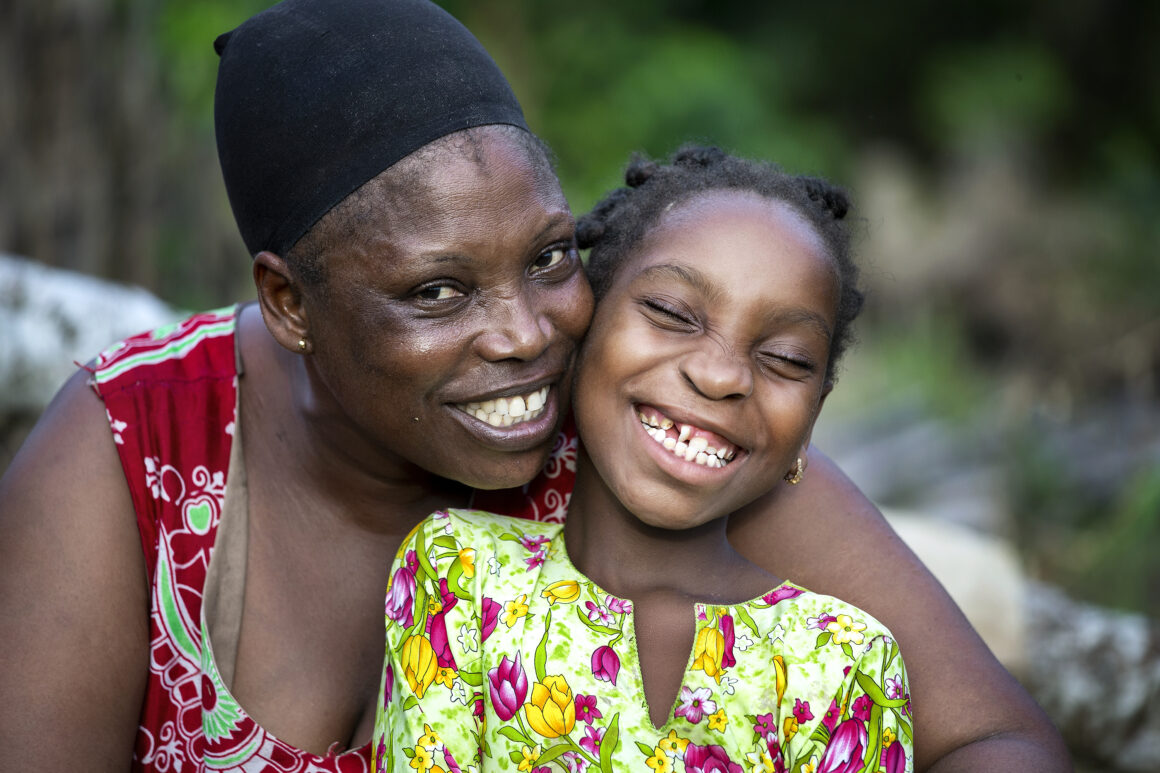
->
[572,190,839,530]
[298,128,595,489]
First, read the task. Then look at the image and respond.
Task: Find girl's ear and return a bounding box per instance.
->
[253,250,311,353]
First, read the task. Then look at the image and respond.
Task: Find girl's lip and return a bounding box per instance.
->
[635,403,744,457]
[634,406,743,483]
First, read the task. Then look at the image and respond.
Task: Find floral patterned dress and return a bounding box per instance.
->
[374,510,913,773]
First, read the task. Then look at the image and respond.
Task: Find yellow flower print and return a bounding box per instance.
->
[418,723,442,749]
[409,743,435,771]
[826,614,866,646]
[783,716,799,742]
[434,666,456,688]
[691,624,726,682]
[646,748,674,773]
[457,547,476,579]
[883,727,897,746]
[773,655,787,705]
[503,594,529,627]
[802,755,819,773]
[657,729,689,757]
[517,744,542,771]
[402,634,438,698]
[524,675,576,738]
[744,751,776,773]
[427,596,443,616]
[708,708,728,732]
[541,580,580,605]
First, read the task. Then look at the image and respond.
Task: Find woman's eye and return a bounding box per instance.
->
[416,284,463,301]
[532,247,568,271]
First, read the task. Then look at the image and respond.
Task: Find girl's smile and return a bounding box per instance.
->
[637,404,741,469]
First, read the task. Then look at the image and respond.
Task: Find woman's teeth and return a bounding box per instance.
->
[459,386,549,428]
[638,411,736,469]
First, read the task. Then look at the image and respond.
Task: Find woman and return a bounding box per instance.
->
[0,0,1067,770]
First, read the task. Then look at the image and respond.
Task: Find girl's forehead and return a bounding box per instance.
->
[638,190,828,267]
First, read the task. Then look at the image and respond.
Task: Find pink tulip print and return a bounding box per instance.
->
[487,651,528,721]
[590,645,620,686]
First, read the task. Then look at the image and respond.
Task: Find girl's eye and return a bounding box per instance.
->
[643,299,696,327]
[416,284,463,301]
[759,351,816,377]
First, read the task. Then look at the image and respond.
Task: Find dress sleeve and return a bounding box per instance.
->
[373,513,484,772]
[812,634,914,773]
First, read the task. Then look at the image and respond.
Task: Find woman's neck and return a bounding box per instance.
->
[562,449,779,606]
[238,302,470,536]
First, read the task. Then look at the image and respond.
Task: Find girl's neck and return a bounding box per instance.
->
[563,450,780,606]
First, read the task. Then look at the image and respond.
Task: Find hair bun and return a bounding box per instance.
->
[625,157,658,188]
[575,216,606,249]
[673,145,726,170]
[803,178,850,220]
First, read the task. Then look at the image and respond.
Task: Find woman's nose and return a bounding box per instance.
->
[679,343,754,400]
[473,290,552,362]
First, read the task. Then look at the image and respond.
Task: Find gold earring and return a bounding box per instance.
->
[784,457,805,485]
[297,338,308,352]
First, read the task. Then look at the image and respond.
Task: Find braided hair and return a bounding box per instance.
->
[577,145,865,382]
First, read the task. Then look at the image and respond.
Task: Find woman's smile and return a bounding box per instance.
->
[446,382,562,452]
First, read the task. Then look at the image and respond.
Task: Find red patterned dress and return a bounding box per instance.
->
[91,307,577,772]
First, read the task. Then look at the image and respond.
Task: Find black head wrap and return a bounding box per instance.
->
[214,0,530,257]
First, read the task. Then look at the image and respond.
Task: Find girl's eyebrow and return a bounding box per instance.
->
[636,263,722,304]
[636,262,833,341]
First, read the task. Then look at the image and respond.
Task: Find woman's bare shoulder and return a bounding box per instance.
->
[0,368,149,767]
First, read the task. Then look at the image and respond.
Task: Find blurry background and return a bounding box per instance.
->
[1,0,1158,768]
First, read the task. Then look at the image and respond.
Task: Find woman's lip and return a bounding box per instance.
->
[445,385,561,452]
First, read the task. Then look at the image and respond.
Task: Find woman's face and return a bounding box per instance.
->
[300,128,594,489]
[572,190,839,530]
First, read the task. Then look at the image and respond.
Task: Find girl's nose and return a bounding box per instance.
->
[679,343,753,400]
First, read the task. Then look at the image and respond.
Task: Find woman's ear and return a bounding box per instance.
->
[253,251,311,353]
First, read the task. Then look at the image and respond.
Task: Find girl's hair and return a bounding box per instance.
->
[577,145,865,382]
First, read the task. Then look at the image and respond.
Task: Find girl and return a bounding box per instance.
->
[373,147,911,773]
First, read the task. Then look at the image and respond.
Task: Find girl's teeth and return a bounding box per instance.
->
[639,414,737,468]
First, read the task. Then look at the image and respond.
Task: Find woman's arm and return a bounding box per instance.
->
[728,448,1072,772]
[0,369,149,769]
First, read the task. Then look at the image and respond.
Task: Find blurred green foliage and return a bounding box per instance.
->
[5,0,1159,616]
